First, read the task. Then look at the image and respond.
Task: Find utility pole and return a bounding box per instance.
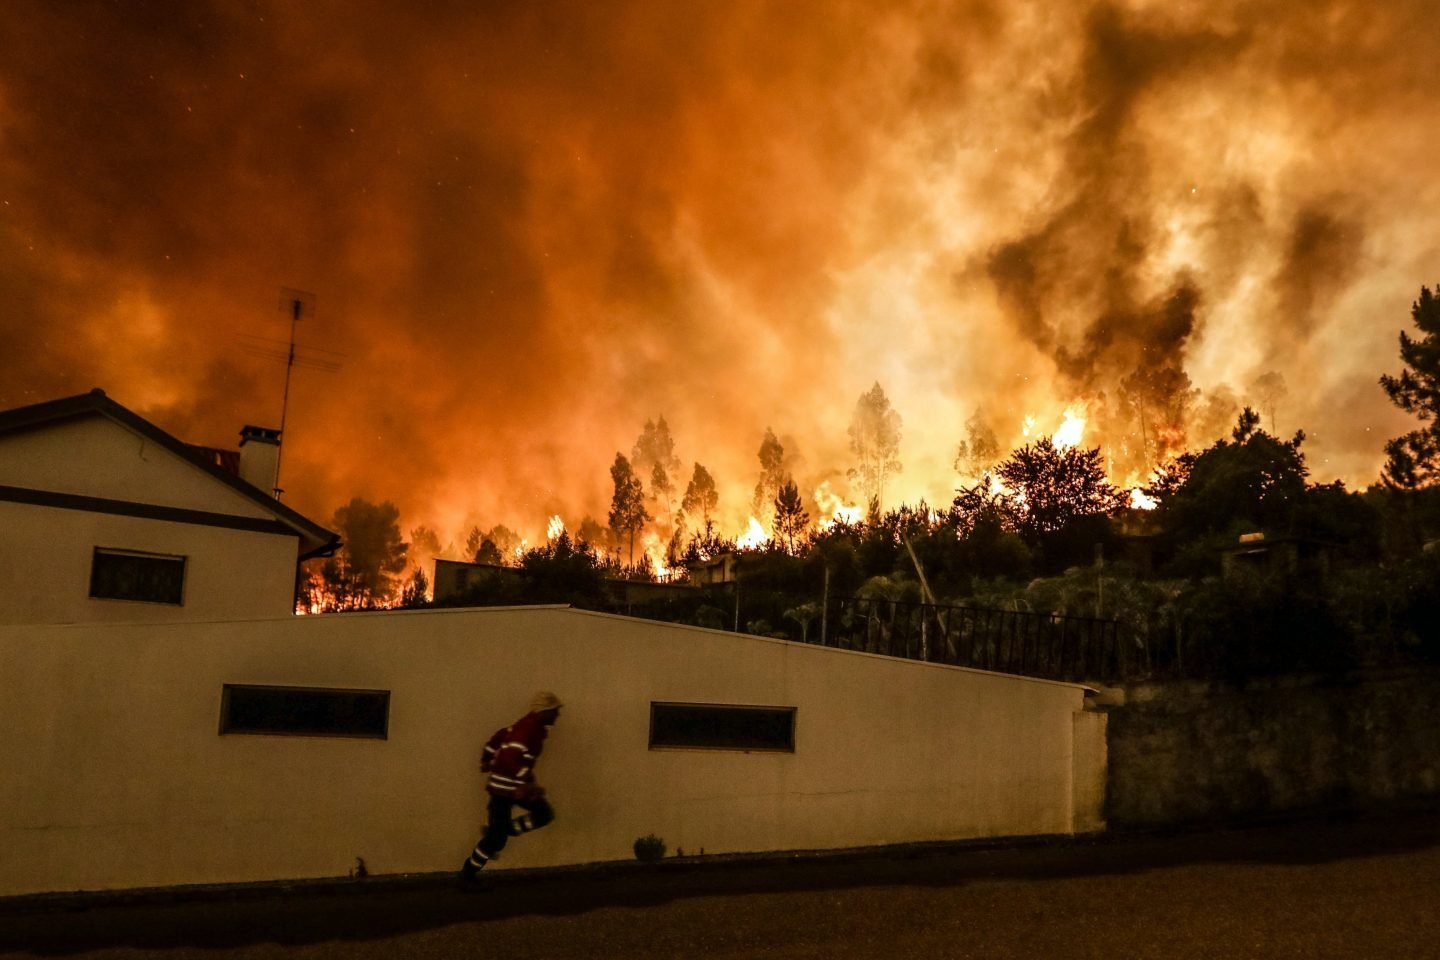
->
[820,564,830,646]
[904,537,936,660]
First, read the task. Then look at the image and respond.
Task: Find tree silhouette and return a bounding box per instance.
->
[847,382,902,509]
[1250,371,1288,435]
[1380,285,1440,488]
[463,525,483,561]
[608,453,650,565]
[632,416,682,518]
[952,474,1019,537]
[680,462,719,525]
[1149,407,1310,542]
[489,525,522,561]
[953,407,1000,481]
[520,530,610,609]
[1120,362,1197,471]
[773,477,811,554]
[474,538,503,565]
[399,565,430,608]
[324,498,409,608]
[408,525,442,565]
[751,427,787,523]
[995,439,1126,543]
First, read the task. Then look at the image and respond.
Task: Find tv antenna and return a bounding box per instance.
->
[234,288,344,498]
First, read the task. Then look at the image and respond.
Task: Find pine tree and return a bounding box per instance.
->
[847,382,902,509]
[751,428,787,522]
[608,453,651,565]
[632,416,682,517]
[953,407,1001,480]
[328,498,409,607]
[680,463,720,524]
[1380,285,1440,488]
[773,477,811,554]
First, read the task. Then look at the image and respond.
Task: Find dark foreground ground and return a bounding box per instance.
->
[4,812,1440,959]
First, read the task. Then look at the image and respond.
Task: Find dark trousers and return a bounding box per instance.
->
[466,793,555,869]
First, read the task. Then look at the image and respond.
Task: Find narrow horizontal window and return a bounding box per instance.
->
[90,548,186,605]
[649,702,795,752]
[220,684,390,739]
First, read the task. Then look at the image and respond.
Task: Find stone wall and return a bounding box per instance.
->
[1105,667,1440,828]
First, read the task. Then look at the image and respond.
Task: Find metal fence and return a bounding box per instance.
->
[813,596,1124,684]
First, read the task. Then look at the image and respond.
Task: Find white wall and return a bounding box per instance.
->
[0,417,304,624]
[0,607,1105,896]
[0,501,300,624]
[0,418,273,519]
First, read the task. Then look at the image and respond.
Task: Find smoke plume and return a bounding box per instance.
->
[1,0,1436,545]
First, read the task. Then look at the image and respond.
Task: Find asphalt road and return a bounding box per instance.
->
[4,813,1440,959]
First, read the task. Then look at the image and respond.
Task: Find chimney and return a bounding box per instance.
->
[239,425,282,496]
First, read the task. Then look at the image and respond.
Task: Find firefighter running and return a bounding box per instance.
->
[460,691,563,881]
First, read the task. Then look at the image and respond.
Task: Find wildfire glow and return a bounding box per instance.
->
[0,1,1418,558]
[1129,489,1158,510]
[640,531,672,579]
[1053,407,1087,449]
[814,481,863,529]
[546,515,565,541]
[736,516,769,550]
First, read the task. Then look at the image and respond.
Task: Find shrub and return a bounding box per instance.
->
[633,834,667,862]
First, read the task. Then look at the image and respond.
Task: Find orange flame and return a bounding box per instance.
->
[736,516,769,550]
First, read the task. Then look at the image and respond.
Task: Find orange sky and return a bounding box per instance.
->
[2,1,1436,551]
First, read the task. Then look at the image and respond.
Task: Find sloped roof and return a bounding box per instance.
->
[0,389,339,559]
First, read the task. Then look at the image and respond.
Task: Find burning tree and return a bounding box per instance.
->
[632,416,682,520]
[608,453,650,565]
[1119,362,1197,474]
[847,382,902,510]
[751,427,788,524]
[953,407,1001,481]
[1380,285,1440,489]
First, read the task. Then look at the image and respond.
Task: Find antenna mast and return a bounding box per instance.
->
[271,288,320,499]
[234,288,340,499]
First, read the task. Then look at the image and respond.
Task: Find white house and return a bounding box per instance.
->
[0,389,338,625]
[0,390,1108,900]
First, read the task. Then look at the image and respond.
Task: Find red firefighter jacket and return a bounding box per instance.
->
[481,712,550,797]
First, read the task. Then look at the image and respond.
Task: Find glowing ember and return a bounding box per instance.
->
[1129,489,1158,510]
[1021,415,1037,438]
[813,481,863,529]
[736,516,769,550]
[1054,407,1086,449]
[546,514,565,540]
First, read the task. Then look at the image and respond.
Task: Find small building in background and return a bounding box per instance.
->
[688,552,739,586]
[0,389,338,625]
[1220,531,1332,582]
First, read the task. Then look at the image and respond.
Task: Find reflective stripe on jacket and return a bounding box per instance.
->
[482,712,550,796]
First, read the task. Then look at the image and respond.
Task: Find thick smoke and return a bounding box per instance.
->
[0,0,1436,545]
